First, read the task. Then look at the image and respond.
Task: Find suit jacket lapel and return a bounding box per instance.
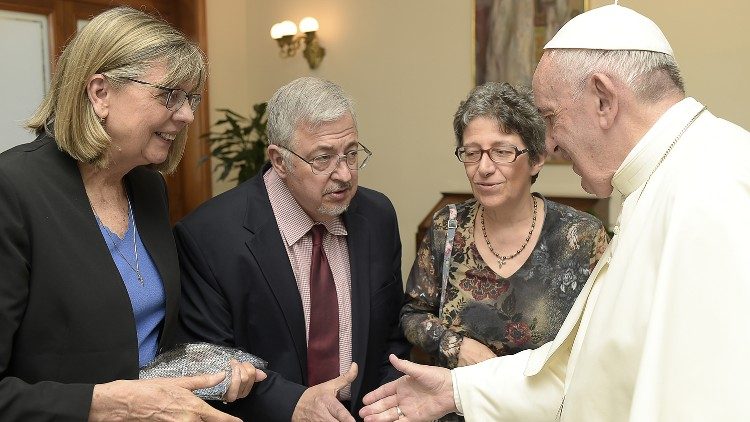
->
[243,175,309,381]
[50,140,138,359]
[344,201,371,404]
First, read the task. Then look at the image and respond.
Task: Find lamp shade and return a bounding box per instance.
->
[270,23,284,39]
[299,17,319,33]
[278,20,298,36]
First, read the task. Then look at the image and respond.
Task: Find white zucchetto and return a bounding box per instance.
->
[544,3,673,56]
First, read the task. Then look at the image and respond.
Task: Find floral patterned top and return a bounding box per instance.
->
[401,194,609,369]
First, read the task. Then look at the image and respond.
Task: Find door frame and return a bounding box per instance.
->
[0,0,212,222]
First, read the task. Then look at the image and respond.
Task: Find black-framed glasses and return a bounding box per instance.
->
[124,77,202,112]
[279,142,372,175]
[455,145,528,164]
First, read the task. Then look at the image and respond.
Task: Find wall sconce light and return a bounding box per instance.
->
[270,17,326,69]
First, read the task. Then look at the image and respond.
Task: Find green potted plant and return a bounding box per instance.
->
[202,102,268,184]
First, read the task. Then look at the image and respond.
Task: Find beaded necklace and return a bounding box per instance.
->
[480,195,538,269]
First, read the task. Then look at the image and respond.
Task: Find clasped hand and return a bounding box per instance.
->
[89,359,266,421]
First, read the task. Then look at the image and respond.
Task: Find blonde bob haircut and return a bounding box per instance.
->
[26,6,206,174]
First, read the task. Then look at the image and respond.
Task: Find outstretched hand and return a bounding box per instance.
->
[359,354,456,422]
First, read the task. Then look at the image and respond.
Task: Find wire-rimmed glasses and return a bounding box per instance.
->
[124,77,202,112]
[279,142,372,175]
[454,145,528,164]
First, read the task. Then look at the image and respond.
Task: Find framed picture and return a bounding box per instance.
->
[474,0,588,163]
[475,0,588,86]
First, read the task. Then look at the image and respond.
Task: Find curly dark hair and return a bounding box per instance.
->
[453,82,546,183]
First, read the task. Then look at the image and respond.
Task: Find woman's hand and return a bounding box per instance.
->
[457,337,496,367]
[89,368,264,421]
[223,358,267,402]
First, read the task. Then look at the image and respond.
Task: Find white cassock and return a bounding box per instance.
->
[452,97,750,421]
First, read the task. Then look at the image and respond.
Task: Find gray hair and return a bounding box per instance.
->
[267,77,356,162]
[545,49,685,102]
[453,82,546,183]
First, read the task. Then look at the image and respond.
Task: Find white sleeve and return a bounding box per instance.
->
[452,342,568,421]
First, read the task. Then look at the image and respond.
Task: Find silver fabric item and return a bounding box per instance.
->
[139,343,268,400]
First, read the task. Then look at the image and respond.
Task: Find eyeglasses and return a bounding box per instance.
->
[124,77,202,112]
[455,145,528,164]
[279,142,372,175]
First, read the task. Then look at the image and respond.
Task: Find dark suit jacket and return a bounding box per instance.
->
[0,134,180,421]
[174,164,410,421]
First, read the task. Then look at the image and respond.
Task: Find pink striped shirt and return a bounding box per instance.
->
[263,167,353,398]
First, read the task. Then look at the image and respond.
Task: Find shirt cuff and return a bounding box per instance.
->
[451,369,464,416]
[440,329,463,368]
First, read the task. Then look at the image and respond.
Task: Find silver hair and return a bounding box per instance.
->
[545,49,685,102]
[267,77,356,168]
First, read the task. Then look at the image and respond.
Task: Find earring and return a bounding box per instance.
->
[99,115,106,125]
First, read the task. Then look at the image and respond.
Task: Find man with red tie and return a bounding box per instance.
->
[174,77,410,421]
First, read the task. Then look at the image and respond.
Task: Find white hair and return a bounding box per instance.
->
[545,49,685,102]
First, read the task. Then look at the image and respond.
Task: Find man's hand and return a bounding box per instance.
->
[457,338,496,367]
[359,354,456,422]
[292,363,358,422]
[90,372,246,421]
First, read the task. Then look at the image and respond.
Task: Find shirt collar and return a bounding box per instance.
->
[264,167,348,247]
[612,97,705,198]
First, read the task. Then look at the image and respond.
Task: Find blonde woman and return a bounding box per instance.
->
[0,7,262,421]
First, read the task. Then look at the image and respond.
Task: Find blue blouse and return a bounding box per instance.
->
[96,209,166,368]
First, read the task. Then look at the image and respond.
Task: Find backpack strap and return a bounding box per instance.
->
[438,204,458,320]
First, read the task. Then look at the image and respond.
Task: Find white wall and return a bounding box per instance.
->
[592,0,750,131]
[206,0,750,278]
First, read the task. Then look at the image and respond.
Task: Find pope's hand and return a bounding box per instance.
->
[359,354,456,422]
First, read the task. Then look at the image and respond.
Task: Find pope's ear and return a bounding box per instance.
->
[590,73,618,130]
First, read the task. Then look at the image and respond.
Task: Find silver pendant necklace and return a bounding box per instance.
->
[95,196,145,286]
[481,195,538,269]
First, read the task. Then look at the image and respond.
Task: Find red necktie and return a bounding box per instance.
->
[306,224,340,386]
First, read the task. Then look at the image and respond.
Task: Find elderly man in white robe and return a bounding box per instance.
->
[359,3,750,422]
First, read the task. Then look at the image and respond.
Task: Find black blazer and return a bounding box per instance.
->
[0,135,180,421]
[174,164,410,421]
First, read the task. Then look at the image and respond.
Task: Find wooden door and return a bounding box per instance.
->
[0,0,212,223]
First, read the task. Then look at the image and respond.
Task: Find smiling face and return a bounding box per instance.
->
[462,116,542,210]
[532,53,614,197]
[273,114,359,222]
[101,64,195,169]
